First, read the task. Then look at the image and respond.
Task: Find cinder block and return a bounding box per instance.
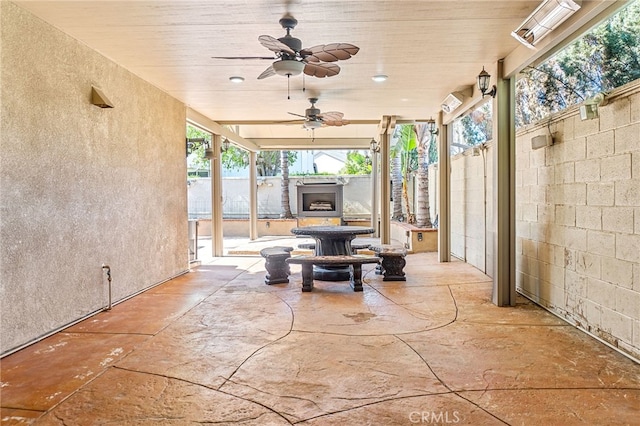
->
[576,205,602,230]
[602,207,634,234]
[586,130,614,158]
[587,230,615,257]
[586,277,616,307]
[555,205,576,226]
[616,233,640,263]
[576,251,602,279]
[614,123,640,154]
[566,270,588,297]
[614,179,640,206]
[587,182,615,206]
[601,257,634,289]
[601,154,632,181]
[574,158,600,183]
[600,306,633,342]
[615,286,640,318]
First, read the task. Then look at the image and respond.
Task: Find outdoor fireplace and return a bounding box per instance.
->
[297,183,343,218]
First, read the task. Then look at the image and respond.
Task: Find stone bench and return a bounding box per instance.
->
[369,245,408,281]
[260,246,293,285]
[286,255,380,292]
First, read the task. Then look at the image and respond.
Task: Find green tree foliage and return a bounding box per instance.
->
[219,147,298,177]
[516,1,640,127]
[339,151,371,175]
[186,125,211,174]
[453,103,493,154]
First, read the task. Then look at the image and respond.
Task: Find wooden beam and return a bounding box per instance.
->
[187,108,259,152]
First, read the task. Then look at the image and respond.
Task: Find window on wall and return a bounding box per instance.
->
[516,0,640,128]
[450,101,493,156]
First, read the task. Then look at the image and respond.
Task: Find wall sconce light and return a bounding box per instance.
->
[477,67,497,98]
[91,86,114,108]
[221,138,231,152]
[511,0,581,49]
[426,118,439,135]
[369,138,380,153]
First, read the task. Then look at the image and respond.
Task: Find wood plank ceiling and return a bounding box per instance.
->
[16,1,542,147]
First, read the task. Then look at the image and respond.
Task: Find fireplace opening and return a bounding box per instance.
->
[297,183,343,218]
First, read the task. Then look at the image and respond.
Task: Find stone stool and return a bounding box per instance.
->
[260,246,294,285]
[370,245,408,281]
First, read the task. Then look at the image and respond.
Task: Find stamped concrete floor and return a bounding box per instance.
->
[2,253,639,425]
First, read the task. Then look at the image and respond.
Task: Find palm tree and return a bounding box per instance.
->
[414,124,433,228]
[391,125,418,223]
[280,150,294,219]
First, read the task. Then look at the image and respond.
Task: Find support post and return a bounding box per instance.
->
[492,60,516,306]
[211,134,224,257]
[249,151,258,240]
[379,116,395,244]
[438,113,451,262]
[371,146,379,238]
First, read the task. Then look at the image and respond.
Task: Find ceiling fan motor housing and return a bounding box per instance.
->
[278,35,302,54]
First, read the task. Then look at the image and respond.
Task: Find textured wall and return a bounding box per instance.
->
[0,2,188,354]
[515,81,640,360]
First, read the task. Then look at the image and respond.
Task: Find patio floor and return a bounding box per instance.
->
[1,249,638,425]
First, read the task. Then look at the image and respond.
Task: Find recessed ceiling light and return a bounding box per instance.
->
[372,74,388,82]
[229,76,245,83]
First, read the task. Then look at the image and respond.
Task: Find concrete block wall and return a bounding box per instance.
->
[515,82,640,360]
[449,146,494,276]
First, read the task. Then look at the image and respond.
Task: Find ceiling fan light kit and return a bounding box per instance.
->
[289,97,350,130]
[372,74,388,82]
[273,60,305,77]
[229,76,245,83]
[215,13,359,85]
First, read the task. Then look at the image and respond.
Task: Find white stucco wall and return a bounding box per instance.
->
[188,175,373,220]
[0,2,188,355]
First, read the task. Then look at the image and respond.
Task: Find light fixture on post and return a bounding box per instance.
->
[221,138,231,152]
[426,118,439,135]
[370,138,380,153]
[477,67,497,98]
[511,0,581,49]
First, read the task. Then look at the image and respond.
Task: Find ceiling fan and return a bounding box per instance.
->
[289,98,350,130]
[213,14,359,80]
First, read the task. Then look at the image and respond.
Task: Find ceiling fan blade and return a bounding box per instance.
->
[318,111,344,121]
[323,119,350,127]
[259,35,296,56]
[257,64,276,80]
[212,56,275,60]
[302,43,360,63]
[288,112,307,118]
[303,62,340,78]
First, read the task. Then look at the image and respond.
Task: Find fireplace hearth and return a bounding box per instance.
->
[297,183,343,218]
